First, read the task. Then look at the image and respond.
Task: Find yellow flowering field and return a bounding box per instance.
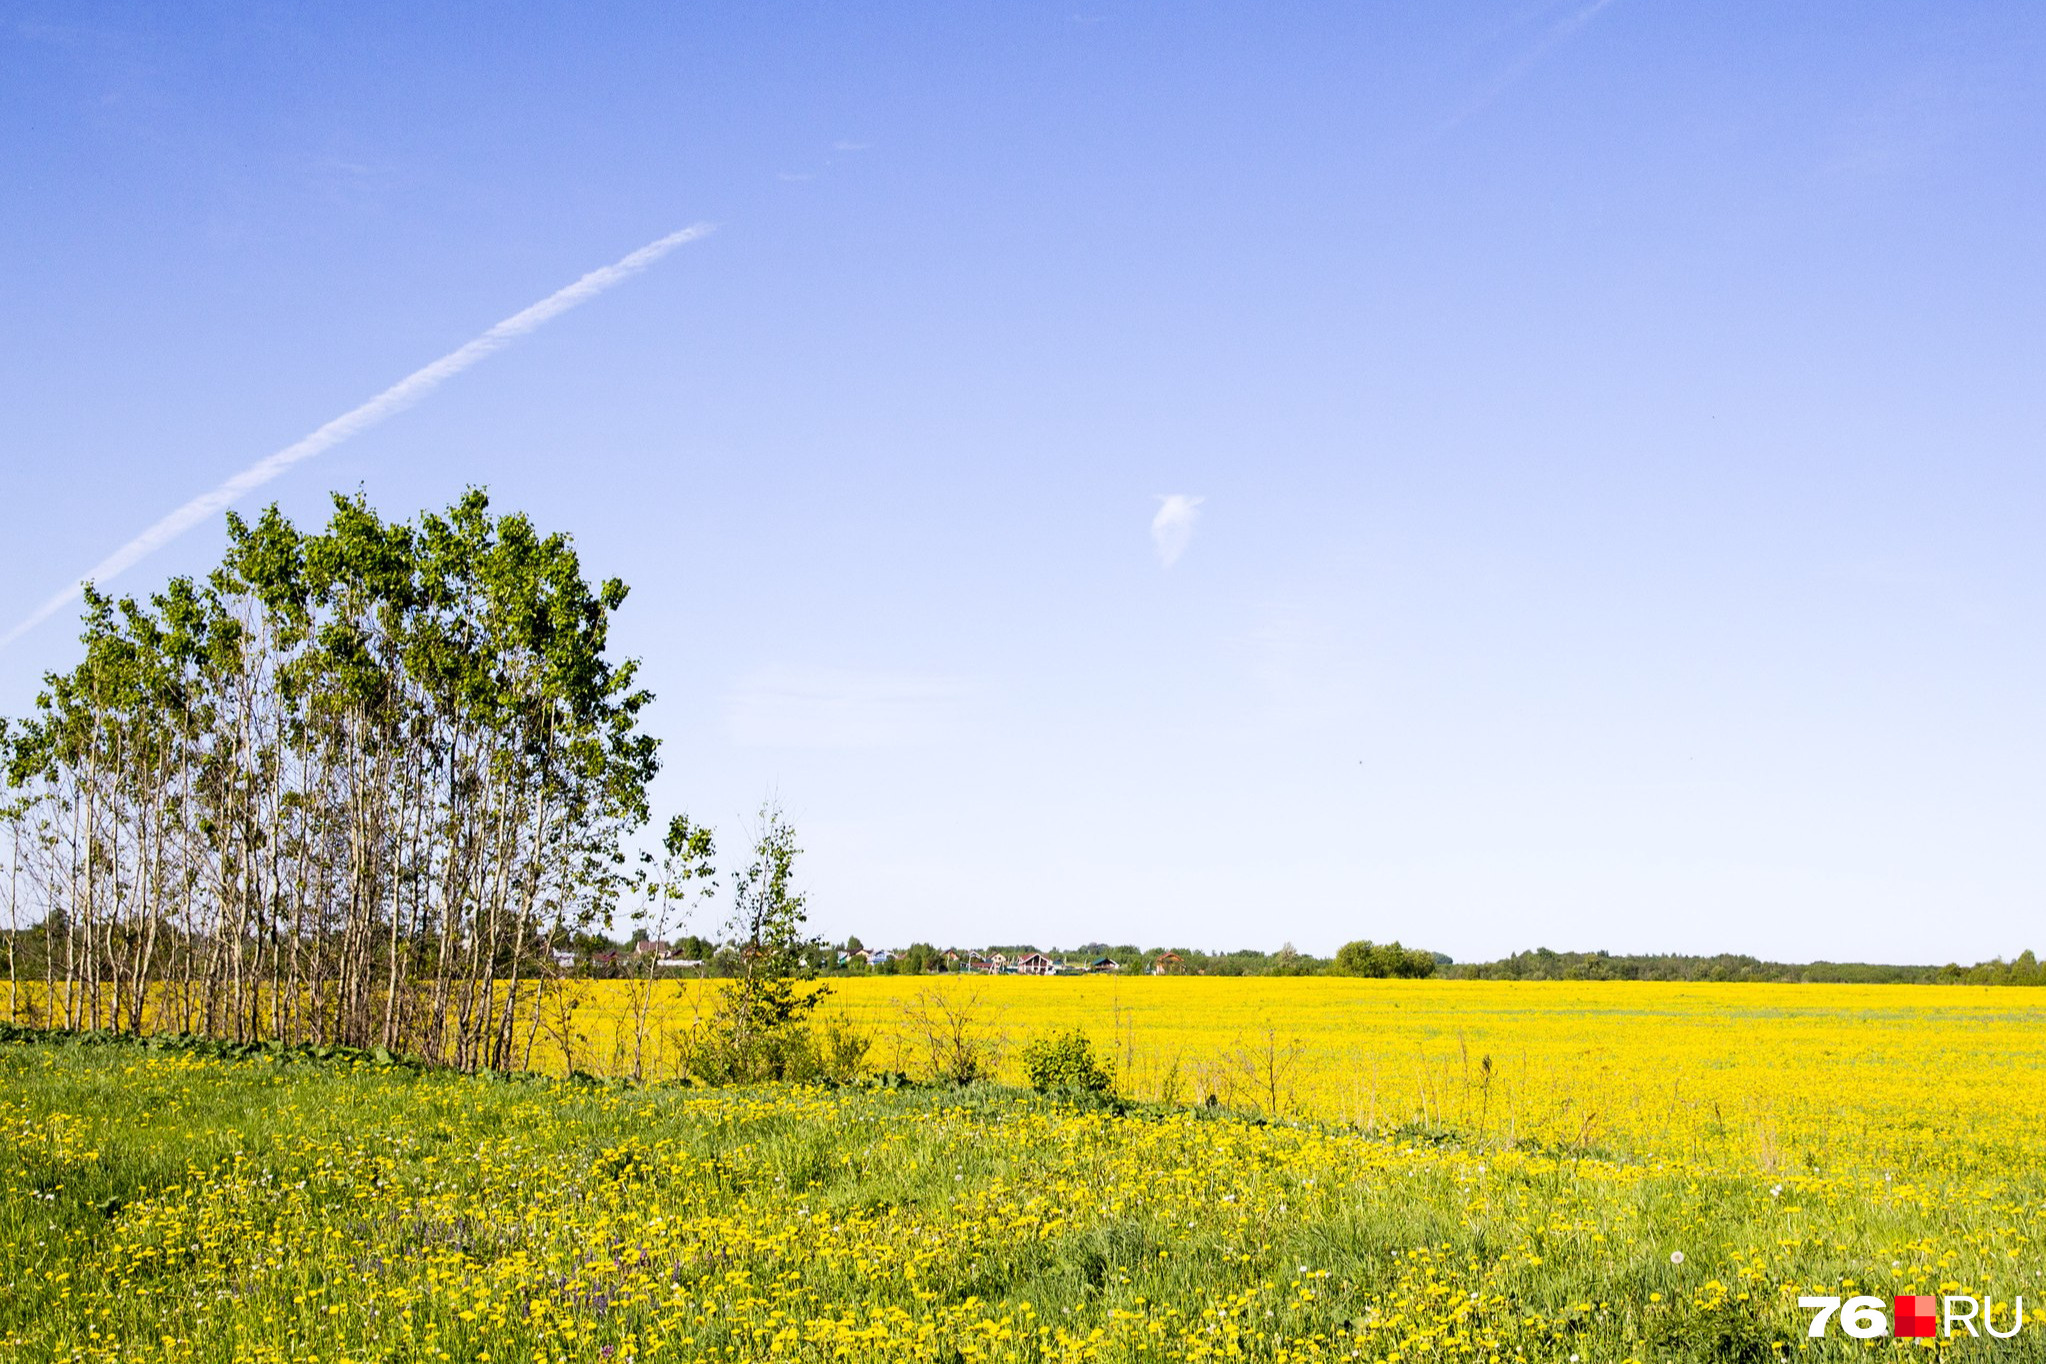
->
[5,980,2044,1361]
[544,977,2046,1176]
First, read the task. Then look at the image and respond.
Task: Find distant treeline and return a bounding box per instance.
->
[1435,947,2045,985]
[839,939,1442,978]
[463,937,1441,979]
[6,911,2038,988]
[764,938,2042,985]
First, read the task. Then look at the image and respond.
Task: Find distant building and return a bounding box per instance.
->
[1089,956,1121,973]
[1016,952,1054,976]
[1152,951,1185,976]
[634,940,671,957]
[552,950,577,969]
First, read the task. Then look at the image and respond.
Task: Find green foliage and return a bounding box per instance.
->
[675,1013,866,1085]
[1019,1027,1113,1096]
[1443,948,1957,984]
[678,803,836,1083]
[0,488,662,1065]
[814,1013,874,1082]
[722,802,825,1032]
[1267,942,1316,976]
[1936,948,2046,987]
[1333,939,1438,979]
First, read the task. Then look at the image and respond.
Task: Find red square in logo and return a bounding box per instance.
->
[1894,1295,1936,1338]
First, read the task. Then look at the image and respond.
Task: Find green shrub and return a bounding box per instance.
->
[1019,1028,1112,1095]
[674,1011,871,1085]
[815,1014,873,1083]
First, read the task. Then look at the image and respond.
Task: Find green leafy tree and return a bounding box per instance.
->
[1333,939,1437,979]
[685,802,828,1079]
[0,489,660,1069]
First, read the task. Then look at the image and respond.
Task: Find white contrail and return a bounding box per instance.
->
[1,223,714,651]
[1440,0,1623,132]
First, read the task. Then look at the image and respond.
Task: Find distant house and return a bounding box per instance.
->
[657,957,705,969]
[634,940,671,957]
[866,949,896,967]
[988,952,1010,971]
[1089,956,1120,973]
[1152,951,1185,976]
[552,950,577,969]
[1016,952,1054,976]
[591,950,623,968]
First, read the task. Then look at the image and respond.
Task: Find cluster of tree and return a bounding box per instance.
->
[1933,951,2044,987]
[0,492,854,1082]
[1128,945,1338,977]
[1330,939,1440,978]
[0,491,702,1070]
[1434,947,2046,985]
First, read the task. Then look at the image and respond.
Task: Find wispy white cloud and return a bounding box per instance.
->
[1,224,713,651]
[1151,494,1204,567]
[725,668,969,749]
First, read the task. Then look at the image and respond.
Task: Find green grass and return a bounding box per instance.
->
[1,1031,2038,1362]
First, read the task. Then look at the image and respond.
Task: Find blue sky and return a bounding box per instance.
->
[3,3,2043,961]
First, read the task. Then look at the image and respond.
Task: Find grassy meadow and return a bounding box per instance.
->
[4,979,2045,1361]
